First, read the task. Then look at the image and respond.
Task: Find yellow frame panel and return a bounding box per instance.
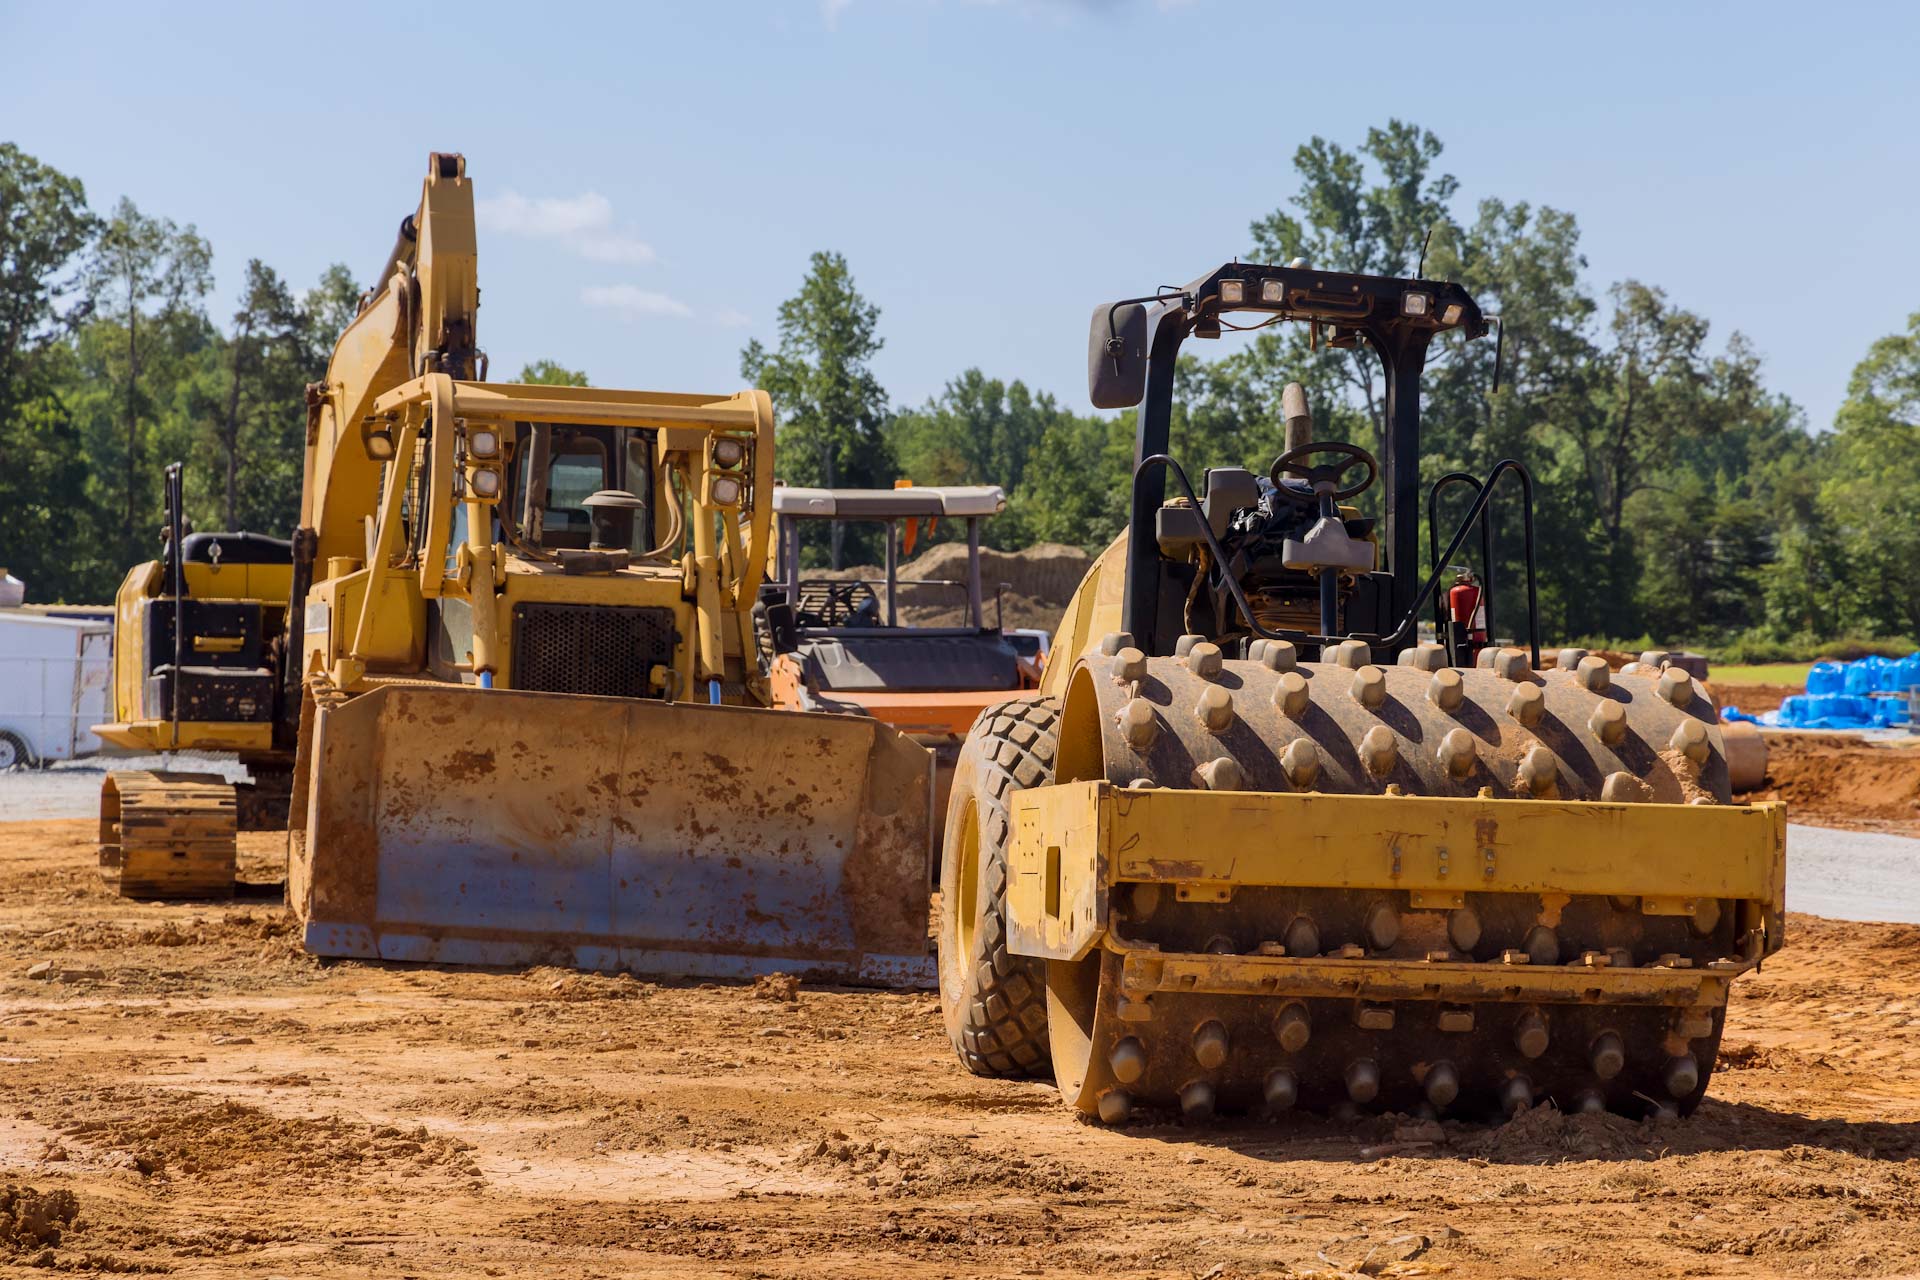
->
[1007,781,1786,964]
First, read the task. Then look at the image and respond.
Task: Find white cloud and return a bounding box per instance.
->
[711,307,753,328]
[581,285,693,320]
[477,190,657,266]
[821,0,852,27]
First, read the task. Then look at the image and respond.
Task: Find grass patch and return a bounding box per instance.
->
[1712,662,1812,687]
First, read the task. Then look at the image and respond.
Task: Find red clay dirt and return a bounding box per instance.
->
[3,818,1920,1277]
[1738,732,1920,837]
[1711,683,1800,716]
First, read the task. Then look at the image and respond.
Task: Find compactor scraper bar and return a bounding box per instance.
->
[291,684,936,986]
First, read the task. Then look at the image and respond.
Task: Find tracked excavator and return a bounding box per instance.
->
[936,261,1787,1121]
[274,153,932,982]
[93,462,294,897]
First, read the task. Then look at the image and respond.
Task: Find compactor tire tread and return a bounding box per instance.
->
[939,697,1059,1080]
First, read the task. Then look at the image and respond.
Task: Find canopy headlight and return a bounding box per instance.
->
[467,426,500,459]
[469,466,502,500]
[1218,279,1246,305]
[1440,302,1464,325]
[361,417,395,461]
[709,475,742,507]
[1259,278,1285,304]
[1402,291,1432,318]
[712,437,747,468]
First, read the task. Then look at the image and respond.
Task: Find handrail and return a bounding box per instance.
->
[1428,471,1492,640]
[1130,454,1540,663]
[1426,461,1540,668]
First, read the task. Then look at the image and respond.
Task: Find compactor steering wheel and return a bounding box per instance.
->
[1268,441,1379,506]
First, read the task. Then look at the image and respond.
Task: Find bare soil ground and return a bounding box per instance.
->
[4,819,1920,1278]
[1712,682,1800,716]
[1739,732,1920,837]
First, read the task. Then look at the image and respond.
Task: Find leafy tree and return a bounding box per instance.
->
[211,260,302,531]
[1248,121,1460,440]
[82,198,212,558]
[518,359,588,386]
[1805,314,1920,637]
[301,264,360,365]
[741,251,894,566]
[887,369,1070,525]
[0,143,97,424]
[1007,411,1132,550]
[0,145,96,594]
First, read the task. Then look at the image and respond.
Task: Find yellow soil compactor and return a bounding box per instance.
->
[936,261,1786,1122]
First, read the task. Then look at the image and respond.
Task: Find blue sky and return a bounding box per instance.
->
[5,1,1914,433]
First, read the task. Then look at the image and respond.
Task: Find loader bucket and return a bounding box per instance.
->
[289,684,935,987]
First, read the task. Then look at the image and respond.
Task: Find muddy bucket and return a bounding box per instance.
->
[290,684,935,986]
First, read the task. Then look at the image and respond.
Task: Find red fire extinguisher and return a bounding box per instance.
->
[1449,569,1486,663]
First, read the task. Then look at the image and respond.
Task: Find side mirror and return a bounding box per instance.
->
[1088,302,1149,409]
[758,599,800,654]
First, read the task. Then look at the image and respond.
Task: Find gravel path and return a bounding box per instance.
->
[0,752,251,822]
[1785,822,1920,923]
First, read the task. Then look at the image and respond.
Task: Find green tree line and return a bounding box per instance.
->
[5,132,1915,656]
[1,142,358,600]
[746,124,1915,656]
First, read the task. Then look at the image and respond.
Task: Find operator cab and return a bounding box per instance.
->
[760,484,1032,698]
[504,423,657,555]
[1088,260,1534,667]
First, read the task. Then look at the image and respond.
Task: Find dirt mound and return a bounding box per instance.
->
[57,1088,482,1184]
[0,1184,79,1254]
[1461,1103,1659,1163]
[1738,732,1920,834]
[900,541,1091,605]
[1713,682,1800,715]
[818,542,1091,632]
[793,1130,1099,1198]
[752,972,800,1002]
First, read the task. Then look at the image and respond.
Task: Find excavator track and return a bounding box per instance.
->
[1026,640,1779,1123]
[98,771,238,900]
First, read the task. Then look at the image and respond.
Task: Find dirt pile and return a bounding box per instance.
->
[0,1184,79,1255]
[1738,732,1920,834]
[818,541,1092,633]
[900,541,1091,606]
[1461,1102,1660,1163]
[792,1131,1099,1198]
[53,1088,484,1184]
[1714,682,1800,715]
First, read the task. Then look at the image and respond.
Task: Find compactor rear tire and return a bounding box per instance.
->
[937,696,1059,1079]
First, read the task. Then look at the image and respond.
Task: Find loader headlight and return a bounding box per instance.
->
[1259,278,1285,304]
[470,466,502,500]
[1218,279,1246,305]
[709,475,742,507]
[1440,302,1464,325]
[466,426,501,460]
[361,418,396,461]
[1402,291,1432,318]
[712,437,746,468]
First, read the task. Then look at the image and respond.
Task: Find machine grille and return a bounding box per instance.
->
[509,603,677,699]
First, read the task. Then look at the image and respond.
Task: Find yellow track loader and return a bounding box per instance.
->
[285,153,933,983]
[935,261,1786,1119]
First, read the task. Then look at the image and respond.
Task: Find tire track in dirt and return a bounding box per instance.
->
[4,819,1920,1278]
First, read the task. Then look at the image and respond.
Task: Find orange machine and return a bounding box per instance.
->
[760,484,1045,805]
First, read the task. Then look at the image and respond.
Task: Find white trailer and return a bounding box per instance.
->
[0,611,113,767]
